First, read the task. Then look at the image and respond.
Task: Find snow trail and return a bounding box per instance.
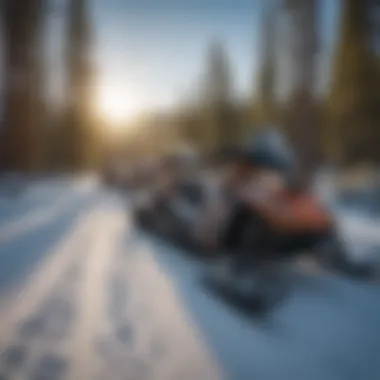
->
[0,195,223,380]
[0,184,90,244]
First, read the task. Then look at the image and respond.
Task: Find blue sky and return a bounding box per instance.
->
[46,0,341,115]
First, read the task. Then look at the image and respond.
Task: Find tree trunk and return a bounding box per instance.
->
[1,0,45,173]
[285,0,319,186]
[64,0,95,172]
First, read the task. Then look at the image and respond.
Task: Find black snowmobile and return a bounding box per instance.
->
[204,128,375,307]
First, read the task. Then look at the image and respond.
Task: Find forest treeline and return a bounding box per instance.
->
[0,0,379,174]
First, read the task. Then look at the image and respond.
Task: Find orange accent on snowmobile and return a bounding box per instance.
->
[248,193,333,234]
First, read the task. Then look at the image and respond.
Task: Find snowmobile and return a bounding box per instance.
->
[204,128,374,306]
[132,151,214,252]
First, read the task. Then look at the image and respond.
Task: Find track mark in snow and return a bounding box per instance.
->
[1,344,28,372]
[66,208,125,380]
[92,215,222,380]
[0,187,89,244]
[0,194,223,380]
[149,339,166,361]
[18,314,46,341]
[0,207,100,350]
[30,353,68,380]
[17,262,79,345]
[115,323,134,345]
[27,295,73,344]
[120,244,224,380]
[107,272,129,327]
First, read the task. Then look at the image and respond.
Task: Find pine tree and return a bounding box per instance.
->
[203,40,236,152]
[64,0,95,170]
[328,0,380,165]
[256,2,277,126]
[364,0,380,164]
[1,0,46,172]
[284,0,319,181]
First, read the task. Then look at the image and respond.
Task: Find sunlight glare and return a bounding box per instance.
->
[96,83,138,130]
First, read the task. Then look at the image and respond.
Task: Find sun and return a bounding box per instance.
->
[96,82,138,130]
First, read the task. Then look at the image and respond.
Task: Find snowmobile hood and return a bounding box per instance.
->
[223,127,296,174]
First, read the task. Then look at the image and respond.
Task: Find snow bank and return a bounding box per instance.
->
[314,170,380,262]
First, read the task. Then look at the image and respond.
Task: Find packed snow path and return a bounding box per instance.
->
[0,177,379,380]
[0,180,221,380]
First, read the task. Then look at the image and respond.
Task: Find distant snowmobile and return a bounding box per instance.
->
[132,151,213,252]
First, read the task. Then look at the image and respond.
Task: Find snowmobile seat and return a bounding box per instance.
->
[177,181,204,206]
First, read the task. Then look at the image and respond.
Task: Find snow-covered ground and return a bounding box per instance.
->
[315,171,380,262]
[0,178,222,380]
[0,176,379,380]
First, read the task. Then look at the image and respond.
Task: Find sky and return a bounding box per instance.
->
[46,0,341,118]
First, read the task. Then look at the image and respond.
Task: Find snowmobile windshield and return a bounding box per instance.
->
[219,127,295,175]
[248,127,296,174]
